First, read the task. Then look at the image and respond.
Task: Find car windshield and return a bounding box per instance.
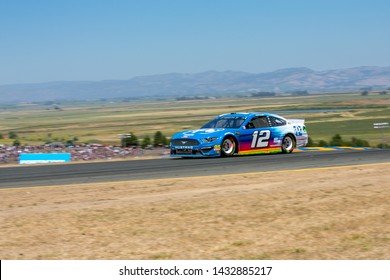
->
[201,116,246,129]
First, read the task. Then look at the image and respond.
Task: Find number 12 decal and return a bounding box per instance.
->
[251,130,271,148]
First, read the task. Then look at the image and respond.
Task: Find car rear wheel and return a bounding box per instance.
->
[282,135,295,153]
[221,137,236,157]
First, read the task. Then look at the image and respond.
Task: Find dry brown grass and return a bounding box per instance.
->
[1,163,389,260]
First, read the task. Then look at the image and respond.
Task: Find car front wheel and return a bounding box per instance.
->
[221,137,236,157]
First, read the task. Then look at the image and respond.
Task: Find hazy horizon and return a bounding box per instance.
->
[1,65,390,86]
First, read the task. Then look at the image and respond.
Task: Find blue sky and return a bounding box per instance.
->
[1,0,389,85]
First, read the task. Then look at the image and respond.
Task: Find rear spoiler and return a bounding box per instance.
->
[287,119,305,125]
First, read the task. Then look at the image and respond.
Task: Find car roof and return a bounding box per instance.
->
[218,112,285,119]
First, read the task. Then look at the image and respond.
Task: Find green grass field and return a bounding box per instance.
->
[0,92,389,147]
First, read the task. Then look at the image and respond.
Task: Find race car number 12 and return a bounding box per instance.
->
[251,130,271,148]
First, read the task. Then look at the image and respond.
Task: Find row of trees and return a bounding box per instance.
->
[0,131,21,146]
[121,131,169,148]
[0,131,79,147]
[307,134,371,147]
[0,131,18,139]
[250,90,309,97]
[1,130,169,148]
[2,131,386,149]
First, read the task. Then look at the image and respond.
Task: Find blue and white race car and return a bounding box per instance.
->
[170,112,308,157]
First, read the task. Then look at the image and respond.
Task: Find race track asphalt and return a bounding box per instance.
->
[0,149,389,189]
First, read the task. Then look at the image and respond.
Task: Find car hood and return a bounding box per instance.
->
[172,128,227,139]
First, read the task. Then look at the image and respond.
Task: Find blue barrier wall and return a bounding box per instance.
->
[19,153,71,164]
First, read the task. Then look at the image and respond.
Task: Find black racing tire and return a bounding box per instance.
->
[221,136,236,157]
[281,134,295,154]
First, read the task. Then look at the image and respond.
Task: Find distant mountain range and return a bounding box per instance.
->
[1,66,390,103]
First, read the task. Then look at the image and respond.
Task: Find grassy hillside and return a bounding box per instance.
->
[0,93,389,147]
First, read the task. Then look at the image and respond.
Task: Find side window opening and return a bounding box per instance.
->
[249,116,269,128]
[270,116,286,127]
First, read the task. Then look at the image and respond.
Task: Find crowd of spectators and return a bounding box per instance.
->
[0,144,169,164]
